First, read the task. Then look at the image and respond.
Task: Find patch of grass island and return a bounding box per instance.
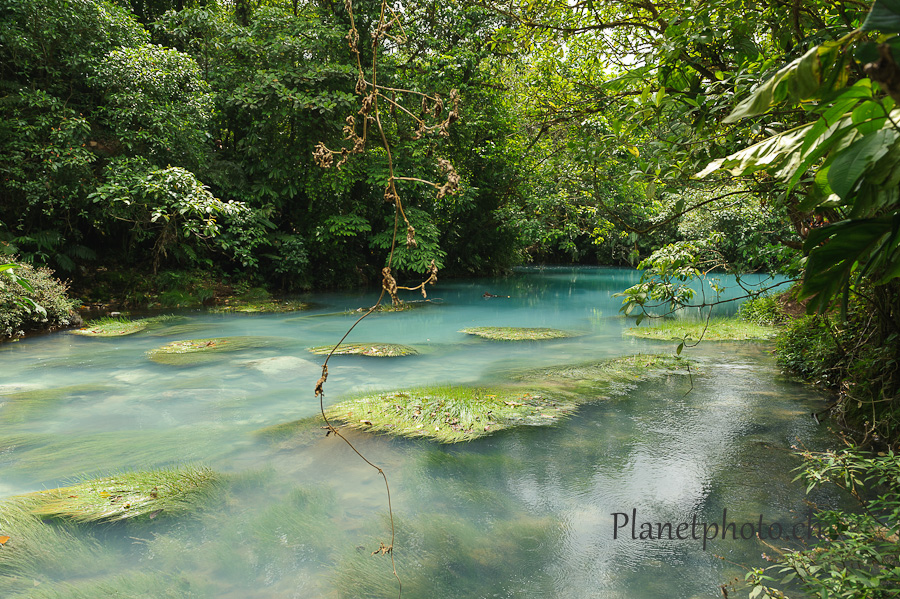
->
[209,299,310,314]
[307,342,418,357]
[70,314,182,337]
[16,465,220,523]
[325,386,574,443]
[147,336,279,365]
[624,317,777,342]
[459,327,576,341]
[322,353,692,443]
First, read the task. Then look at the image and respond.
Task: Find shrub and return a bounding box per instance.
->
[0,262,80,338]
[775,315,842,385]
[738,294,787,326]
[742,447,900,599]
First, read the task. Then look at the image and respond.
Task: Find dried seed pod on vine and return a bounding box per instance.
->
[382,267,400,306]
[313,142,333,168]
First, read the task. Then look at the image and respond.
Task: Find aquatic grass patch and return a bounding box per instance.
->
[11,571,205,599]
[144,322,212,337]
[147,336,280,366]
[70,315,182,337]
[321,354,694,443]
[296,300,437,320]
[459,326,576,341]
[307,342,418,357]
[127,478,339,594]
[0,384,108,424]
[22,466,220,523]
[223,486,336,572]
[252,416,326,444]
[332,512,562,599]
[511,353,694,395]
[624,317,777,341]
[325,386,576,443]
[4,430,233,481]
[0,498,113,595]
[209,299,311,314]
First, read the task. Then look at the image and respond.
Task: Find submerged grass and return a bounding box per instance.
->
[147,336,280,366]
[332,511,562,599]
[307,342,418,357]
[8,571,204,599]
[3,430,232,481]
[120,475,338,596]
[624,317,777,341]
[20,466,220,523]
[252,416,326,444]
[0,384,108,424]
[0,498,114,595]
[459,326,576,341]
[70,315,182,337]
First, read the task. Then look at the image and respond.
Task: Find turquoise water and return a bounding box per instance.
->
[0,267,834,598]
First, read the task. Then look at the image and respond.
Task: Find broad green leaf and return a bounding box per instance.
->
[851,100,888,135]
[724,46,820,123]
[654,87,666,108]
[827,129,897,198]
[697,124,812,178]
[799,86,871,156]
[863,0,900,32]
[801,217,895,312]
[789,117,858,191]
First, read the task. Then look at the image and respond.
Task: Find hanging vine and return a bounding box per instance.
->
[312,1,461,596]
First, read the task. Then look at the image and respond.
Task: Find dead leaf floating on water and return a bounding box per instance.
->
[0,535,10,546]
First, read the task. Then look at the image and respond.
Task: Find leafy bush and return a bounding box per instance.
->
[775,316,842,384]
[738,294,787,326]
[744,447,900,599]
[0,262,80,338]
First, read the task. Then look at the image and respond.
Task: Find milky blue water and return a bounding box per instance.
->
[0,267,836,598]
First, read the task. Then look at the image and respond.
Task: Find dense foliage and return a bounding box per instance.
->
[0,262,80,338]
[0,0,531,290]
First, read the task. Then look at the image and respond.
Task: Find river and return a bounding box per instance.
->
[0,266,835,598]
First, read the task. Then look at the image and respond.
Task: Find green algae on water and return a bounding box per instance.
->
[459,326,576,341]
[147,336,280,366]
[624,317,777,341]
[21,466,220,523]
[307,342,418,357]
